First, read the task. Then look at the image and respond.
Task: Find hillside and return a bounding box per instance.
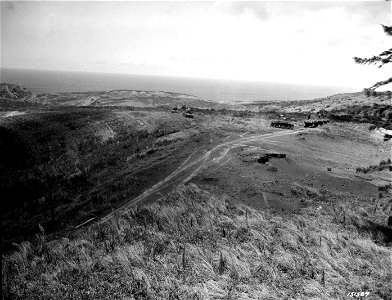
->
[1,84,391,300]
[247,92,392,131]
[0,83,32,100]
[3,184,392,299]
[0,84,272,248]
[23,89,232,110]
[251,91,391,114]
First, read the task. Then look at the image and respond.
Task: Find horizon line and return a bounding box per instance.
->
[1,66,360,91]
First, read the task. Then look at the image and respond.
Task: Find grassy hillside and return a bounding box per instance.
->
[0,101,272,248]
[0,106,209,246]
[3,184,391,300]
[1,84,391,300]
[22,89,231,110]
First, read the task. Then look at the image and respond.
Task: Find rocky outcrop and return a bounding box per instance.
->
[0,83,32,99]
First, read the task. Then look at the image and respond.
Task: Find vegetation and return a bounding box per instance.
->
[378,184,392,192]
[3,184,392,299]
[0,108,197,248]
[329,103,392,129]
[354,25,392,92]
[356,159,392,174]
[0,83,32,99]
[2,83,391,300]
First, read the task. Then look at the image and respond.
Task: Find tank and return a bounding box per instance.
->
[270,120,294,129]
[304,119,329,128]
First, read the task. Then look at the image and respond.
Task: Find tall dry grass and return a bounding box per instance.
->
[2,184,392,299]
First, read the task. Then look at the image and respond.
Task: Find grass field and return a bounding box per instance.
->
[2,184,392,299]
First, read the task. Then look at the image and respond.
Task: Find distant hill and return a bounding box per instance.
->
[27,89,222,109]
[0,83,233,110]
[0,83,32,99]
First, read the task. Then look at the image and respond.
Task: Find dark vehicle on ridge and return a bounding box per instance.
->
[184,112,194,118]
[270,120,294,129]
[304,119,330,128]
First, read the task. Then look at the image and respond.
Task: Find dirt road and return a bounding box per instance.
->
[97,128,304,225]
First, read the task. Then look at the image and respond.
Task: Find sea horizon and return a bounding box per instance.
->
[0,68,358,103]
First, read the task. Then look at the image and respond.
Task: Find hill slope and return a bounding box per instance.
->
[1,84,391,300]
[0,83,32,99]
[3,184,392,299]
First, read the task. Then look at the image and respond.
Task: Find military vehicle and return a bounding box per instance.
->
[304,119,330,128]
[181,107,194,118]
[258,153,286,164]
[184,112,194,118]
[270,120,294,129]
[171,107,179,113]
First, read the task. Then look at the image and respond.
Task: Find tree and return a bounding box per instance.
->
[353,25,392,91]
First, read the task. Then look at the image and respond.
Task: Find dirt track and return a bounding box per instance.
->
[97,128,304,224]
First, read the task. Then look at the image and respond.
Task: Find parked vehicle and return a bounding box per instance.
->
[184,112,194,118]
[270,120,294,129]
[304,119,329,128]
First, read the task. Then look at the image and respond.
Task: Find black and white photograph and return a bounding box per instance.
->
[1,0,391,299]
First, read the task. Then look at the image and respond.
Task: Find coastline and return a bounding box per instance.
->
[1,67,356,103]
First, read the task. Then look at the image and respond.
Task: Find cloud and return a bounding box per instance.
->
[2,1,390,88]
[220,1,390,24]
[226,2,269,19]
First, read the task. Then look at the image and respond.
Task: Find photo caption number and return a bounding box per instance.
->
[347,292,370,298]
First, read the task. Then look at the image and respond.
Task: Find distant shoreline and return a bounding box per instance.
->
[1,68,357,103]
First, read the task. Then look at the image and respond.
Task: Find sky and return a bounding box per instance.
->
[1,1,391,88]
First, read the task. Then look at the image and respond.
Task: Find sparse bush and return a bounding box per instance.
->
[356,159,392,174]
[378,184,392,192]
[368,124,376,131]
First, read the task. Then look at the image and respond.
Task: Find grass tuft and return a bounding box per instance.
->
[2,184,392,299]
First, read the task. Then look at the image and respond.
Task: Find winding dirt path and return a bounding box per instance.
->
[97,128,304,225]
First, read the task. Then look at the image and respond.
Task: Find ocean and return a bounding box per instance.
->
[0,68,356,104]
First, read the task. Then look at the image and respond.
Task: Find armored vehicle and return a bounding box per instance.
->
[270,120,294,129]
[304,119,329,128]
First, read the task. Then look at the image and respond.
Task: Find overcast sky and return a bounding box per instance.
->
[1,1,391,88]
